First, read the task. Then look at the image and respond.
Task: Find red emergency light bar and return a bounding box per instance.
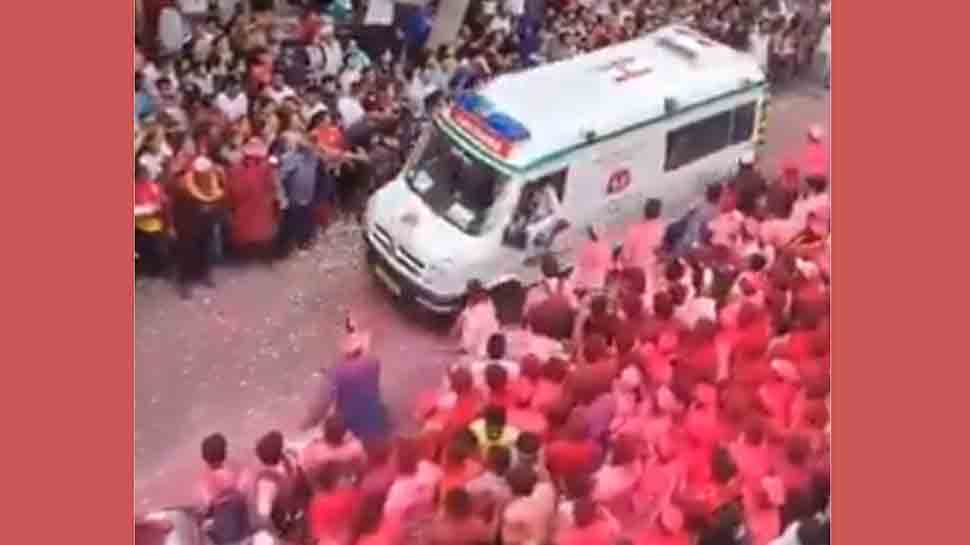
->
[450,106,514,158]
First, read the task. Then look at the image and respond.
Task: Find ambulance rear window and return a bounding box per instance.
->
[731,102,757,144]
[664,111,733,171]
[664,102,759,171]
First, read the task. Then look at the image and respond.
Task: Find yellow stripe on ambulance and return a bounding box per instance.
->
[755,90,771,146]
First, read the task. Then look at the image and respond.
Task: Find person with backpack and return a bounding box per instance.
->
[250,430,312,544]
[196,433,250,545]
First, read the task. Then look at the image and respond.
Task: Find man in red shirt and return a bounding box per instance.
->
[225,138,281,262]
[546,411,604,484]
[308,461,360,545]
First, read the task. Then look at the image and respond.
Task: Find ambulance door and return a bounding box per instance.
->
[592,150,642,251]
[500,168,576,280]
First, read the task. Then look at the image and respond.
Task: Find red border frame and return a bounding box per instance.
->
[11,1,959,543]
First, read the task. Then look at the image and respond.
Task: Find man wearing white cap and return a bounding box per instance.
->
[308,316,391,444]
[734,151,768,216]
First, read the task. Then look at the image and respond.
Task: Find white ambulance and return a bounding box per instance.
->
[363,25,769,314]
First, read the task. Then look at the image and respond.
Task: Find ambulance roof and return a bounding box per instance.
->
[437,25,766,172]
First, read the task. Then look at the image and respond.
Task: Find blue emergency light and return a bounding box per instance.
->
[485,112,531,142]
[454,92,491,113]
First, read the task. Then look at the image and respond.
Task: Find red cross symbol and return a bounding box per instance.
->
[597,57,652,83]
[607,168,632,194]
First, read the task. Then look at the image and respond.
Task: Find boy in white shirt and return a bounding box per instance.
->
[215,79,249,123]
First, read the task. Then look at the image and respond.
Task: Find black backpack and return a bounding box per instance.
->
[207,489,251,545]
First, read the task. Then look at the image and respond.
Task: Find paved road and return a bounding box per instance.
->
[134,81,830,512]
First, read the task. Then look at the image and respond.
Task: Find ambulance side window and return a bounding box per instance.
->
[503,168,569,249]
[664,111,733,171]
[514,168,568,224]
[541,169,568,202]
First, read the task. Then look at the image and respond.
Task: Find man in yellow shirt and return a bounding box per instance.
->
[134,165,169,276]
[469,405,520,457]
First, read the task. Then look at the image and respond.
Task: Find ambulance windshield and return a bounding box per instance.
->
[404,125,510,236]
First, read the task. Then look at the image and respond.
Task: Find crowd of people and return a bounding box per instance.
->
[134,0,831,299]
[162,114,831,545]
